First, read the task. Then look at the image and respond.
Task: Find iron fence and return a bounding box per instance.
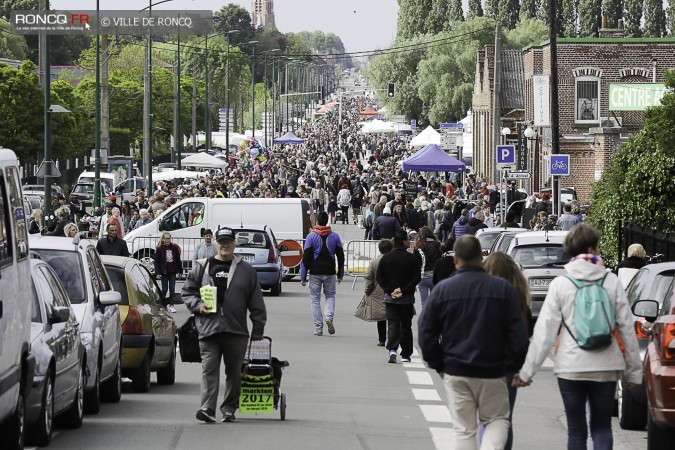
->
[619,221,675,265]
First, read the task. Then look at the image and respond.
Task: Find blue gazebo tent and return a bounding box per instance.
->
[273,132,305,145]
[401,144,466,172]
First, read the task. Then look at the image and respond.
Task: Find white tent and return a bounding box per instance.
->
[360,119,396,134]
[153,170,210,182]
[409,125,440,147]
[180,152,228,169]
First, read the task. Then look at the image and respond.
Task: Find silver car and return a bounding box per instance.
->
[505,231,570,317]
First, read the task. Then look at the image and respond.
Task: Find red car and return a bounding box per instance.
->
[633,297,675,449]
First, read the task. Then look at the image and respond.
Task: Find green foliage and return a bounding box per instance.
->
[468,0,484,19]
[603,0,623,28]
[623,0,642,37]
[0,0,36,21]
[214,3,256,47]
[430,0,449,34]
[0,18,27,59]
[578,0,602,37]
[668,5,675,36]
[0,60,41,162]
[504,19,550,49]
[396,0,434,40]
[485,0,500,19]
[520,0,538,20]
[561,0,578,37]
[447,0,464,27]
[499,0,521,29]
[643,0,667,37]
[589,72,675,266]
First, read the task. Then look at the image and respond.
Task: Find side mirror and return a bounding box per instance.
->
[158,220,166,232]
[170,292,184,305]
[49,306,71,324]
[632,299,659,323]
[99,290,122,306]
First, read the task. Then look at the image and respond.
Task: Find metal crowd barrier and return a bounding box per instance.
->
[125,236,208,276]
[344,239,379,289]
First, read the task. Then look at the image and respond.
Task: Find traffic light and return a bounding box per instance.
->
[388,83,395,98]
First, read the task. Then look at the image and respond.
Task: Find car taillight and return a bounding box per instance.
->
[662,322,675,361]
[635,318,650,339]
[267,244,276,264]
[122,306,142,334]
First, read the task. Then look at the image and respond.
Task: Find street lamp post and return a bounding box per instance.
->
[225,30,239,162]
[263,49,280,147]
[242,41,259,138]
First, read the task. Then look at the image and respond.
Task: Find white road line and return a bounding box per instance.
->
[430,427,455,450]
[406,370,434,385]
[412,388,442,401]
[402,362,426,369]
[419,404,453,423]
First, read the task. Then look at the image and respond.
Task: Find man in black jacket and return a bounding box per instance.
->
[95,223,130,257]
[418,235,528,449]
[376,230,421,364]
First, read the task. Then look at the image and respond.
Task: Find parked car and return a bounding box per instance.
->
[29,234,123,415]
[475,227,524,257]
[490,229,528,254]
[0,149,35,450]
[505,231,570,317]
[226,224,283,296]
[631,298,675,448]
[100,255,178,392]
[114,177,147,203]
[25,258,85,445]
[69,182,110,210]
[22,184,63,197]
[618,262,675,430]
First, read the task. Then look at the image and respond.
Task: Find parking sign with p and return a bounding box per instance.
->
[496,145,516,167]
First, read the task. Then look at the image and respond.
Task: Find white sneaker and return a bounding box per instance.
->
[168,304,177,313]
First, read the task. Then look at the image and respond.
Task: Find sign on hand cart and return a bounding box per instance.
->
[239,376,275,414]
[550,155,570,176]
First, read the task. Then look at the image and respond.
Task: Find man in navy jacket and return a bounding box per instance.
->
[418,235,528,449]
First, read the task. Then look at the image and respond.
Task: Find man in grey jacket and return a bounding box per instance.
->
[182,227,267,424]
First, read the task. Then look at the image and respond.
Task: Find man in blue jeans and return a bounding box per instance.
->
[300,211,345,336]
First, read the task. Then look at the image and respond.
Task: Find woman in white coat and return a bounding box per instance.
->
[513,224,641,450]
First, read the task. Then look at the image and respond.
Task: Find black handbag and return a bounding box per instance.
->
[178,316,202,363]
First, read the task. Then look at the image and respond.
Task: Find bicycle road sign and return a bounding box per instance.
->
[550,155,570,176]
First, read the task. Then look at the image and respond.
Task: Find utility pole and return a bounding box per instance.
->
[492,22,502,190]
[143,39,150,186]
[175,31,181,169]
[549,0,561,216]
[43,30,52,221]
[192,64,196,151]
[101,34,110,158]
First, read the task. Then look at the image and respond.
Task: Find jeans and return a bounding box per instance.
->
[309,274,336,331]
[160,272,177,301]
[385,303,414,359]
[557,378,617,450]
[417,276,434,309]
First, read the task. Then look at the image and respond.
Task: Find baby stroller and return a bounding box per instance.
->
[239,336,289,420]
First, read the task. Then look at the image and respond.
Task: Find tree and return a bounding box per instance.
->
[485,0,500,19]
[561,0,578,37]
[643,0,667,37]
[623,0,642,37]
[520,0,538,20]
[578,0,602,37]
[505,18,550,48]
[537,0,550,24]
[603,0,623,27]
[0,0,36,20]
[214,3,256,47]
[396,0,434,39]
[468,0,484,19]
[669,3,675,35]
[589,71,675,266]
[431,0,449,33]
[447,0,464,26]
[499,0,521,29]
[50,80,92,159]
[0,60,42,162]
[0,18,27,59]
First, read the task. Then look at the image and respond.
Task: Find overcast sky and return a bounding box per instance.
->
[50,0,400,53]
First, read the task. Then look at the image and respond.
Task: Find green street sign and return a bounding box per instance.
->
[608,83,668,111]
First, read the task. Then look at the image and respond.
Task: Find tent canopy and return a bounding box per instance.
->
[360,119,396,134]
[409,125,440,147]
[180,152,228,169]
[153,170,210,181]
[359,106,379,117]
[401,144,466,172]
[273,132,305,144]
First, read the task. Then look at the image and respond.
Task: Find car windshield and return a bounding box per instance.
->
[627,268,675,307]
[105,265,130,306]
[73,185,94,194]
[496,234,518,253]
[234,229,269,248]
[512,245,569,268]
[477,232,500,251]
[33,249,86,303]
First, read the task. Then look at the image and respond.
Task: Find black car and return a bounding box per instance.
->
[25,259,86,445]
[69,182,110,208]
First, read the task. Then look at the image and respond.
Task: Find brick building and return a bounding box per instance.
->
[472,35,675,203]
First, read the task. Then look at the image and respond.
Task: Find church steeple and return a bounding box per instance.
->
[250,0,276,29]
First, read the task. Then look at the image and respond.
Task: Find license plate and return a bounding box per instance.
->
[240,254,255,262]
[530,278,552,287]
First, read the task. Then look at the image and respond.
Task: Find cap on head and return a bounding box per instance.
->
[215,227,235,242]
[421,201,429,211]
[383,206,392,215]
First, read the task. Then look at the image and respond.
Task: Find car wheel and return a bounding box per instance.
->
[84,362,101,414]
[101,356,122,403]
[136,249,156,275]
[0,378,26,450]
[156,342,176,385]
[55,364,84,429]
[132,355,151,393]
[270,277,282,296]
[618,378,647,430]
[647,411,675,450]
[27,370,54,446]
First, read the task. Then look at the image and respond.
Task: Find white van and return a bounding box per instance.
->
[124,198,314,271]
[0,148,35,448]
[77,171,122,197]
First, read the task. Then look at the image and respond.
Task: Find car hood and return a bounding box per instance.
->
[564,259,608,282]
[30,323,44,343]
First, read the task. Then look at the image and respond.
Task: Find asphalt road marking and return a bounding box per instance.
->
[430,427,455,450]
[419,404,453,423]
[412,388,442,401]
[406,370,434,385]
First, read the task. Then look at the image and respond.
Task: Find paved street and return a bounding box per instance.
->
[29,223,648,450]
